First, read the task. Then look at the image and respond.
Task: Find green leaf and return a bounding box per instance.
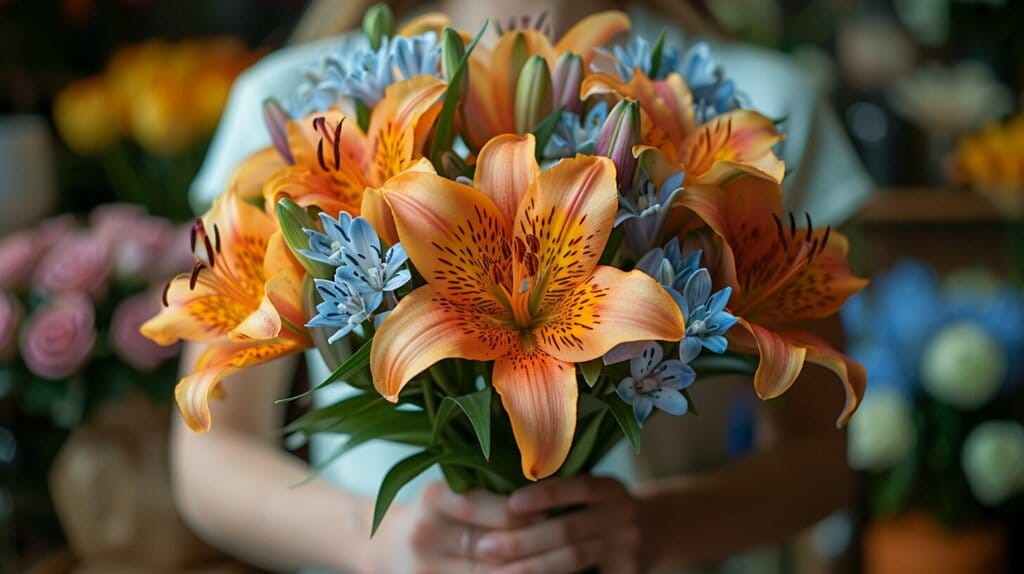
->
[432,387,492,459]
[689,353,758,377]
[649,28,668,79]
[276,198,334,279]
[355,99,372,133]
[372,448,517,535]
[598,225,624,265]
[282,391,383,435]
[589,393,641,453]
[559,411,606,476]
[276,338,373,404]
[530,105,566,160]
[579,358,603,388]
[430,23,487,165]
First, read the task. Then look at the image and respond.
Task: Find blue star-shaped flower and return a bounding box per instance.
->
[616,342,695,426]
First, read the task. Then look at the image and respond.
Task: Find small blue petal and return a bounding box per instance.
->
[653,388,688,415]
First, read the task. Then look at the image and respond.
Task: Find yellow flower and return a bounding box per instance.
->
[53,77,119,155]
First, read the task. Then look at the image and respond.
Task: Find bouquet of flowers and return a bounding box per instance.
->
[142,5,868,533]
[844,261,1024,522]
[0,204,191,426]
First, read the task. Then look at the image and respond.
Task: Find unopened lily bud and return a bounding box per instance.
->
[363,3,395,51]
[262,98,294,165]
[552,53,584,115]
[441,28,465,84]
[596,99,641,190]
[514,55,553,135]
[276,199,334,280]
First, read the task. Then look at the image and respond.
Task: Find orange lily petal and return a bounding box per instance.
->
[535,266,685,363]
[229,292,282,341]
[775,328,866,427]
[492,348,577,480]
[361,158,435,246]
[209,192,277,305]
[554,11,630,66]
[473,134,540,218]
[176,341,299,432]
[262,231,309,331]
[517,155,617,310]
[366,75,446,186]
[681,110,785,184]
[263,165,366,218]
[371,286,512,401]
[397,13,452,37]
[379,170,510,311]
[140,274,254,345]
[730,319,807,401]
[228,146,286,202]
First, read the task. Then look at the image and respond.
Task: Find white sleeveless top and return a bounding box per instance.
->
[192,8,873,573]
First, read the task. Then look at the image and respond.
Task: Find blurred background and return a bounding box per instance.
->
[0,0,1021,573]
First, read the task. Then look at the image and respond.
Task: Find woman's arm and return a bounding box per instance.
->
[635,321,853,569]
[170,343,391,573]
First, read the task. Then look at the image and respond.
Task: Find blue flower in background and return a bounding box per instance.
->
[680,42,740,123]
[291,32,441,115]
[635,237,701,291]
[616,167,685,256]
[602,34,680,81]
[544,103,608,159]
[616,342,695,426]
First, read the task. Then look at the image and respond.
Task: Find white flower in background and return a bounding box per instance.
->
[920,321,1005,409]
[888,61,1013,136]
[848,388,916,471]
[962,420,1024,506]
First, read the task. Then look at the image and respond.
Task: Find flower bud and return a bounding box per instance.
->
[440,27,465,84]
[596,99,641,191]
[363,3,395,51]
[514,55,553,135]
[439,150,469,180]
[552,53,584,115]
[263,98,294,165]
[276,199,335,280]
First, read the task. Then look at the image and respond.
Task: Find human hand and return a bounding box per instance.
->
[382,481,536,573]
[474,475,643,574]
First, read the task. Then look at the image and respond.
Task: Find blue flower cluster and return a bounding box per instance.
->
[842,259,1024,399]
[635,238,738,362]
[291,32,441,116]
[302,212,411,343]
[604,34,739,123]
[544,102,609,160]
[616,167,685,257]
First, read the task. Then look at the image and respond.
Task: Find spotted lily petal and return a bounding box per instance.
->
[370,286,511,401]
[492,348,577,480]
[473,134,540,218]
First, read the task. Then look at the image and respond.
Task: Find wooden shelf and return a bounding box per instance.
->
[854,187,1003,224]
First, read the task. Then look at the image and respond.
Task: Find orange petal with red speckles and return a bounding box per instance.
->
[492,348,577,480]
[534,266,684,363]
[370,286,512,402]
[682,110,785,184]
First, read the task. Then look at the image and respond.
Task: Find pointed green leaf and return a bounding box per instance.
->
[579,358,603,388]
[530,105,566,160]
[649,28,668,79]
[430,23,487,164]
[276,198,334,279]
[355,99,372,133]
[283,390,383,435]
[585,393,641,453]
[432,386,492,459]
[275,337,373,403]
[689,353,758,378]
[559,411,606,476]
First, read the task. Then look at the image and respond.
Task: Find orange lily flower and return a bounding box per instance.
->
[141,190,311,431]
[461,11,630,149]
[231,75,446,242]
[584,70,784,185]
[370,134,685,479]
[679,173,868,425]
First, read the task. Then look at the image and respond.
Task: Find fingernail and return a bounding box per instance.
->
[477,537,500,558]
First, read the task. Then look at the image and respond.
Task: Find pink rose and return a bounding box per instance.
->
[0,231,40,290]
[0,291,23,361]
[32,232,113,298]
[37,214,76,247]
[21,293,96,379]
[111,292,180,372]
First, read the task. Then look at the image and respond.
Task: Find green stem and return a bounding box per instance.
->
[429,364,459,397]
[422,377,437,422]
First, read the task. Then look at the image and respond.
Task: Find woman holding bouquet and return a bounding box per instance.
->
[168,0,872,572]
